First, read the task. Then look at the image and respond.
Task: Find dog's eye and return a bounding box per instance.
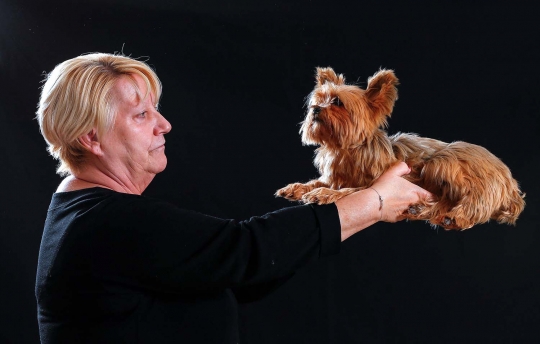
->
[333,97,343,106]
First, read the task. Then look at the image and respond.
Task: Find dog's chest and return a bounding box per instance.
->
[317,151,376,189]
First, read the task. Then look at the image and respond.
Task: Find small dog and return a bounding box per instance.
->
[276,67,525,230]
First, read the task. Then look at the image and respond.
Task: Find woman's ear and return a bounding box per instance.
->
[78,129,104,156]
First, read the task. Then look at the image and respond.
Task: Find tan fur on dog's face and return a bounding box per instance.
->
[301,67,399,148]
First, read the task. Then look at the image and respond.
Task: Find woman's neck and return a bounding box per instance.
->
[56,165,154,195]
[56,175,113,193]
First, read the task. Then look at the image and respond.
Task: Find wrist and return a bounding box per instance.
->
[368,187,384,222]
[335,188,382,241]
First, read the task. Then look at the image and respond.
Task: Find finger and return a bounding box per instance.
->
[425,192,435,202]
[417,189,434,201]
[395,214,407,222]
[386,161,411,177]
[412,185,435,202]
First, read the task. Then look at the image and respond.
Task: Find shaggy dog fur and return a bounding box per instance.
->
[276,67,525,230]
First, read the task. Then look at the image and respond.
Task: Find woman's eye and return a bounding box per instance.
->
[137,111,147,118]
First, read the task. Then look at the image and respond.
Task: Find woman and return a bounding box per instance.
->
[35,53,432,343]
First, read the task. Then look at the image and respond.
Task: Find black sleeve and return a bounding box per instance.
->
[87,195,341,293]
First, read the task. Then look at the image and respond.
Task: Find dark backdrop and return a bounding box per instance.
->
[1,1,539,343]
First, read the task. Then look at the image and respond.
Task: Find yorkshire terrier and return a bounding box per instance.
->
[276,67,525,230]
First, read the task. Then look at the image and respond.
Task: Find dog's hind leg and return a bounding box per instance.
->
[419,144,493,230]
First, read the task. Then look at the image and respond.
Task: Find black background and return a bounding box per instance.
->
[1,1,539,343]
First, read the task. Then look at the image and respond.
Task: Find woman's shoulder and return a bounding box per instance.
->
[50,185,176,220]
[49,187,117,212]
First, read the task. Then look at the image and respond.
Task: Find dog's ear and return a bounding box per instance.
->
[365,69,399,117]
[315,67,345,86]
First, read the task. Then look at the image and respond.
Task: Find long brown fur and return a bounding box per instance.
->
[276,67,525,230]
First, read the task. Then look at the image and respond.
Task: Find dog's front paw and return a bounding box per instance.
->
[302,188,334,205]
[275,183,313,202]
[302,187,355,205]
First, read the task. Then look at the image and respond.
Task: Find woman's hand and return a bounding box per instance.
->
[336,162,433,241]
[370,161,433,223]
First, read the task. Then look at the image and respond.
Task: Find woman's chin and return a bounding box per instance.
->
[148,154,168,174]
[155,158,167,174]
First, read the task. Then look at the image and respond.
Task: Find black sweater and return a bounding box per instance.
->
[36,187,341,343]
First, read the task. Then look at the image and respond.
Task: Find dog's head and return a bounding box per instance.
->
[300,67,399,148]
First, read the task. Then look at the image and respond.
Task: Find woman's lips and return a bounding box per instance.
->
[151,142,166,151]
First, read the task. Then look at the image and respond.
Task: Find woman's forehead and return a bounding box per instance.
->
[114,74,154,107]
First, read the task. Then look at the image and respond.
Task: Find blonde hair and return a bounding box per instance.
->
[36,53,162,176]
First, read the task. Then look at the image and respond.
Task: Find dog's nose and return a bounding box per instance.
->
[312,107,321,116]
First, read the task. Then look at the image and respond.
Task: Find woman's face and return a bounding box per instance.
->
[99,74,172,178]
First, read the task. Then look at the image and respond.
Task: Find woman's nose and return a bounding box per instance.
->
[155,112,172,135]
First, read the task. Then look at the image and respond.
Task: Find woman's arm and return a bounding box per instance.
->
[83,162,429,292]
